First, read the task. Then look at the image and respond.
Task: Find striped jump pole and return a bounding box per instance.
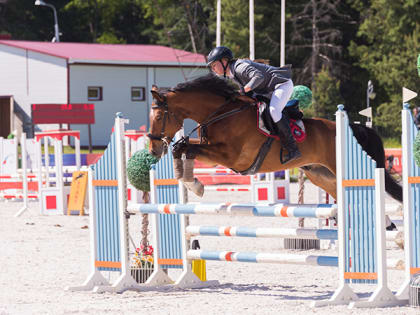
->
[185,226,338,240]
[228,203,336,218]
[188,250,338,266]
[186,251,402,271]
[128,203,337,219]
[185,225,401,245]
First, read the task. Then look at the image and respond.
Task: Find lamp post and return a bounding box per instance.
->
[216,0,221,47]
[35,0,60,42]
[367,80,376,108]
[280,0,285,66]
[249,0,254,60]
[364,80,376,128]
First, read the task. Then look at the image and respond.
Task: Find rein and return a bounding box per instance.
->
[173,97,254,149]
[148,92,256,154]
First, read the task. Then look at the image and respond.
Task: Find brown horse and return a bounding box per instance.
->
[148,73,401,202]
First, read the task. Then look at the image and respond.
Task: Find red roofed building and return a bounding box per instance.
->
[0,40,207,145]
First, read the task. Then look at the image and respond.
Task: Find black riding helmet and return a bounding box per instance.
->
[207,46,233,66]
[207,46,233,78]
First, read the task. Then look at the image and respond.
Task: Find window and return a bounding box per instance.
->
[88,87,103,101]
[131,87,145,101]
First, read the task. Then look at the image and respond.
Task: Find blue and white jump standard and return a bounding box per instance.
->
[312,106,405,308]
[66,107,420,308]
[65,114,144,293]
[397,103,420,300]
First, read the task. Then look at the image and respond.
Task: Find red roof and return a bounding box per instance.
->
[0,40,206,66]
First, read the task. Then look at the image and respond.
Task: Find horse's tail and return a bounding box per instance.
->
[350,124,402,202]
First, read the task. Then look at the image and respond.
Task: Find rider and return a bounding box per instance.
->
[207,46,301,163]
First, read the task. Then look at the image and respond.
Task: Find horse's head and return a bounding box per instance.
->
[148,86,184,157]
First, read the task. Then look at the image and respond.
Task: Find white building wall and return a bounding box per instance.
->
[0,44,67,133]
[27,51,67,105]
[0,44,27,101]
[69,64,207,146]
[154,67,207,88]
[69,65,149,146]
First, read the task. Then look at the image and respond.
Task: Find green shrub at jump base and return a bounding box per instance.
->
[127,149,159,192]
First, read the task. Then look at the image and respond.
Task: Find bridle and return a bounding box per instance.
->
[147,94,183,149]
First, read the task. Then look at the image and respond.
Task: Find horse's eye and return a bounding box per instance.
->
[156,113,162,121]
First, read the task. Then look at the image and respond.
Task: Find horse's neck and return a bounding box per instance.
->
[173,93,227,123]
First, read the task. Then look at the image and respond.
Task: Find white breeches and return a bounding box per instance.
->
[269,79,294,123]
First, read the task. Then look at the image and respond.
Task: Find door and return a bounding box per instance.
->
[0,96,12,138]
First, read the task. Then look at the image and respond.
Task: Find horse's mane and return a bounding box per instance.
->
[172,73,238,98]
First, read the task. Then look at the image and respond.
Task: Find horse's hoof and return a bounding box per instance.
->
[183,178,204,197]
[395,231,404,249]
[386,222,397,231]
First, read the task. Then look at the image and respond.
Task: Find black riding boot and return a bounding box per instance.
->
[274,115,302,163]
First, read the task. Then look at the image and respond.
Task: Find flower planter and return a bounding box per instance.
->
[130,267,154,283]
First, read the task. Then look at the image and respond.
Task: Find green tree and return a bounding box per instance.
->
[63,0,153,44]
[142,0,214,54]
[349,0,420,136]
[286,0,362,121]
[0,0,69,41]
[215,0,288,65]
[0,0,154,44]
[311,67,343,120]
[289,0,352,84]
[218,0,253,58]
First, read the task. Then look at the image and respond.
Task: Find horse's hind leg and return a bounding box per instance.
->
[301,165,337,200]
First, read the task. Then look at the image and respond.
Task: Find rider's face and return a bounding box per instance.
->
[210,59,228,76]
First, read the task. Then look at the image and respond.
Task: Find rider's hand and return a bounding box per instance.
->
[238,87,254,98]
[243,86,252,93]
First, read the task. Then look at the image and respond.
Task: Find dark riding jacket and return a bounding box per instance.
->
[228,59,292,96]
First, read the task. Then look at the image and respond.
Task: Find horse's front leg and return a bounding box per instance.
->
[180,143,230,197]
[172,140,189,180]
[171,138,209,180]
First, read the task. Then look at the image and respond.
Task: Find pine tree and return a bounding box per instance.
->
[349,0,420,136]
[311,67,343,120]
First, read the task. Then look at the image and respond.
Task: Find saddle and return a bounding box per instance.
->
[257,98,306,143]
[234,97,306,175]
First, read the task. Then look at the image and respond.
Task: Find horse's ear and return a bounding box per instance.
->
[151,89,164,102]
